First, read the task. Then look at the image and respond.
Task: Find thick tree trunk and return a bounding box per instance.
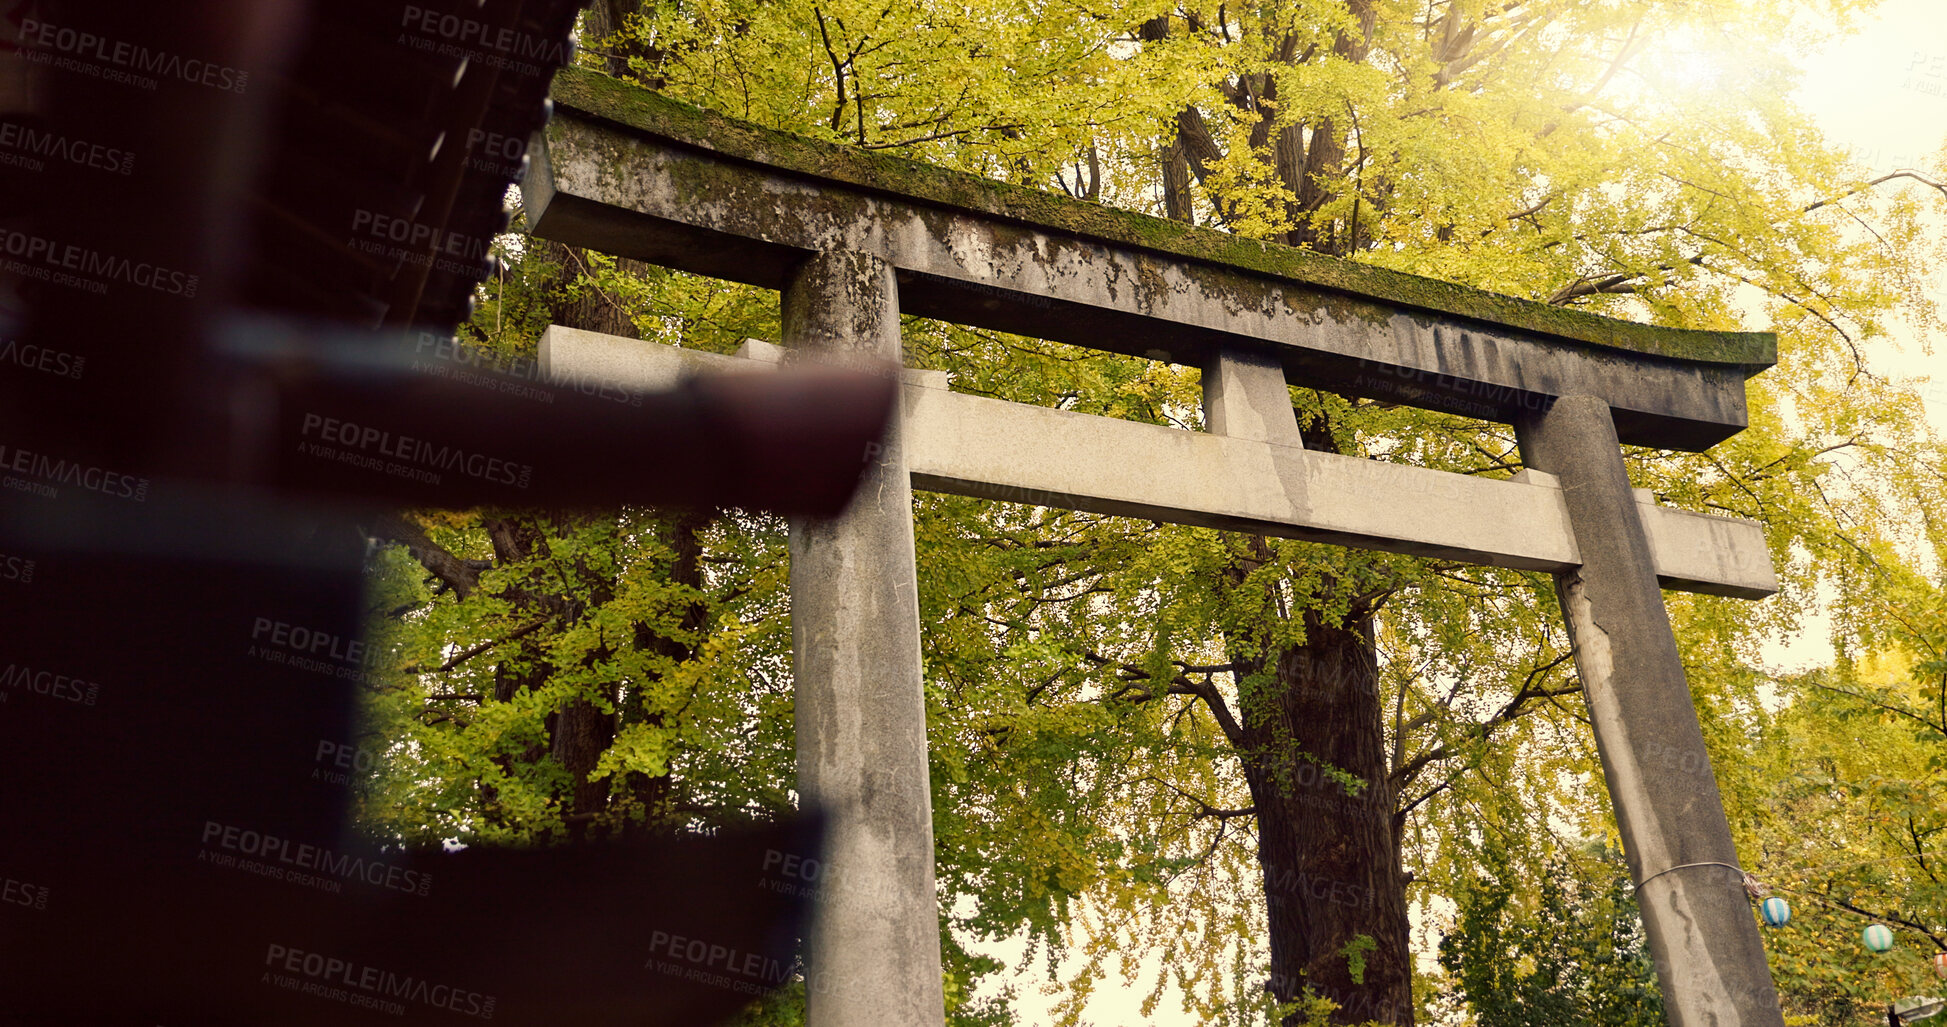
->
[623,508,711,838]
[538,237,645,339]
[553,694,617,838]
[476,513,552,827]
[1140,16,1198,225]
[530,238,658,840]
[1210,7,1409,1020]
[1285,0,1375,253]
[582,0,662,84]
[1213,461,1411,1022]
[1238,605,1413,1026]
[532,235,706,841]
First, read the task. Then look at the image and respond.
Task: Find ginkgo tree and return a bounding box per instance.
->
[1736,497,1947,1023]
[348,0,1947,1023]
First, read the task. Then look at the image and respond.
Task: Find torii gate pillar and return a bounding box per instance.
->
[1517,395,1782,1027]
[782,249,947,1027]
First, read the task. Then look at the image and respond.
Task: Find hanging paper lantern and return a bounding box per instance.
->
[1864,924,1895,953]
[1934,951,1947,979]
[1760,897,1790,927]
[1894,996,1947,1022]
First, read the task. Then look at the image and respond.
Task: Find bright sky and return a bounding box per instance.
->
[1760,0,1947,676]
[972,3,1947,1023]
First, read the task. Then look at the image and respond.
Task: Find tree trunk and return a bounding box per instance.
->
[1237,604,1413,1025]
[1201,6,1411,1020]
[1213,524,1412,1025]
[1285,0,1375,253]
[623,508,711,838]
[532,235,701,841]
[582,0,662,84]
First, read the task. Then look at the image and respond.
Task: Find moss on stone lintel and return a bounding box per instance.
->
[549,67,1776,370]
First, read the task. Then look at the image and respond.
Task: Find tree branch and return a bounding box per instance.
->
[401,615,554,675]
[1146,774,1255,820]
[813,7,848,135]
[1812,681,1947,739]
[1389,651,1577,791]
[1802,170,1947,214]
[1086,651,1245,745]
[369,513,480,599]
[1825,894,1947,952]
[1546,252,1704,305]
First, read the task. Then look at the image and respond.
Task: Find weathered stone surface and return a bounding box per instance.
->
[542,69,1769,368]
[540,325,1778,599]
[524,70,1776,451]
[1204,347,1307,448]
[525,77,1788,1022]
[1517,396,1784,1027]
[778,252,946,1027]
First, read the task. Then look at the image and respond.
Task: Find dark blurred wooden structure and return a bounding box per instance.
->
[0,3,888,1023]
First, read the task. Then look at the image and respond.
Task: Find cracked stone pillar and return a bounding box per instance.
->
[782,248,945,1027]
[1516,395,1783,1027]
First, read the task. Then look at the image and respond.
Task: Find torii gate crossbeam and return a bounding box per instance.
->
[521,66,1788,1027]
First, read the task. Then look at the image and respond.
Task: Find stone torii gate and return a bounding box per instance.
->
[520,67,1786,1027]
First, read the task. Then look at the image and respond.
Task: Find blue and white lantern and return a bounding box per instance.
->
[1760,897,1790,927]
[1864,924,1895,952]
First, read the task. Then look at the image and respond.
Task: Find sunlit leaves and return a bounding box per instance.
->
[350,0,1947,1022]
